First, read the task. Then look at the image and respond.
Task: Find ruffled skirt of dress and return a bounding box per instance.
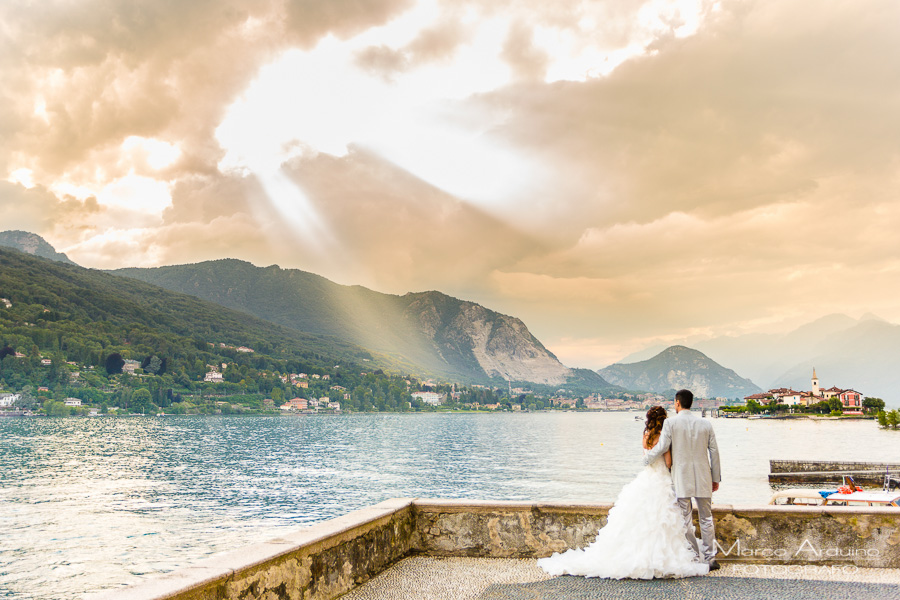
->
[537,462,709,579]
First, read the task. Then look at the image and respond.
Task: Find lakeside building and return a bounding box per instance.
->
[204,371,224,383]
[0,393,21,407]
[743,369,864,409]
[280,397,307,411]
[412,391,444,406]
[64,398,81,407]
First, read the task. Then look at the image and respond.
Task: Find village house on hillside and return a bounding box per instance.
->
[744,369,864,411]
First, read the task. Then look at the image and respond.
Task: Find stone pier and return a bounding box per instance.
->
[95,499,900,600]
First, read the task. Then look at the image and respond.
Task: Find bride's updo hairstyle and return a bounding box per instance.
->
[644,406,668,443]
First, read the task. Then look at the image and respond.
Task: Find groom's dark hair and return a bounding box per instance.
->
[675,389,694,409]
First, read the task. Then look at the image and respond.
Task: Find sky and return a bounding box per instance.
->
[2,0,900,368]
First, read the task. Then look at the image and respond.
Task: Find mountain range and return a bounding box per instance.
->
[0,231,613,389]
[4,230,896,403]
[599,346,762,399]
[615,314,899,404]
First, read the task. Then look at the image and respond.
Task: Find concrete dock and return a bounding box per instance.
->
[768,459,900,486]
[341,556,900,600]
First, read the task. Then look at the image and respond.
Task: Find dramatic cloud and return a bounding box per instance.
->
[3,0,899,368]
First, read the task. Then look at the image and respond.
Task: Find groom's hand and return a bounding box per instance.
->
[712,482,720,492]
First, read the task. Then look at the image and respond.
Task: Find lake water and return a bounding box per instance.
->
[0,412,896,599]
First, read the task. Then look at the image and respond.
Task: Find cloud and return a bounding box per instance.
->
[285,0,415,45]
[280,147,544,292]
[4,0,900,369]
[0,182,100,236]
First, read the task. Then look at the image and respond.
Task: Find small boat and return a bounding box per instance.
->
[768,488,827,506]
[823,490,900,507]
[769,475,900,508]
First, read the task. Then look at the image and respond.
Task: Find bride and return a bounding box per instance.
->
[537,406,709,579]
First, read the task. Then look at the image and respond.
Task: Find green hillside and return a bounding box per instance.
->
[0,247,373,379]
[113,260,579,385]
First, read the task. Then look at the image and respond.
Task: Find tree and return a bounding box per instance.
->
[810,401,831,415]
[105,352,125,375]
[745,399,764,415]
[887,410,900,430]
[142,355,163,375]
[131,388,155,414]
[863,397,885,414]
[828,397,843,413]
[877,411,889,428]
[0,345,14,360]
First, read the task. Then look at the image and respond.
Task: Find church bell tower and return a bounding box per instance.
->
[812,368,820,397]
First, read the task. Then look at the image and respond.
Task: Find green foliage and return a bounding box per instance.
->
[877,411,888,427]
[745,399,764,414]
[105,352,125,375]
[810,401,832,415]
[863,397,885,413]
[130,388,154,414]
[886,410,900,429]
[828,397,843,413]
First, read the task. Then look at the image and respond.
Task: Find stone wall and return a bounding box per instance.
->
[95,498,416,600]
[415,500,900,568]
[413,500,609,558]
[97,499,900,600]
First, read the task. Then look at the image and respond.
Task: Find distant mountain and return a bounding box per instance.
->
[619,314,899,406]
[612,344,668,367]
[0,230,76,265]
[691,314,860,387]
[598,345,762,399]
[112,260,581,386]
[766,319,900,401]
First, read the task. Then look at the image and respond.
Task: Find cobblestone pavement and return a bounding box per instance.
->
[339,557,900,600]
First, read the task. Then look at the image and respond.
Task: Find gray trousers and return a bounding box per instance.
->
[677,497,716,562]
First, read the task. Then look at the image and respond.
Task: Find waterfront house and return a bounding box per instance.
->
[64,398,81,407]
[411,391,444,406]
[204,371,224,383]
[279,397,308,411]
[743,393,775,404]
[839,389,863,409]
[0,393,20,407]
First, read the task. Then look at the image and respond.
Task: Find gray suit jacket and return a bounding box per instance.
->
[643,409,721,498]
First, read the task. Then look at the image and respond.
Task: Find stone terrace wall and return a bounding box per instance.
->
[414,500,900,568]
[95,498,416,600]
[97,499,900,600]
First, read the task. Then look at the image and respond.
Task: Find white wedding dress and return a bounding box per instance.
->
[537,449,709,579]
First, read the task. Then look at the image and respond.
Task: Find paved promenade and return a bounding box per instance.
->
[340,557,900,600]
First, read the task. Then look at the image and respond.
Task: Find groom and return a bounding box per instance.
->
[643,389,722,571]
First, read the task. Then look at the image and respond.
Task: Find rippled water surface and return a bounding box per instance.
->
[1,412,896,599]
